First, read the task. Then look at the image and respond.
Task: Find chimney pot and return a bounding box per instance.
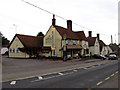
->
[67,20,72,31]
[88,31,92,37]
[52,14,56,26]
[97,34,100,40]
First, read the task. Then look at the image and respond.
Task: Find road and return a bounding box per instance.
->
[2,60,119,88]
[2,56,114,82]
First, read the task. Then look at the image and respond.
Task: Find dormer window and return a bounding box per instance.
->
[73,40,76,45]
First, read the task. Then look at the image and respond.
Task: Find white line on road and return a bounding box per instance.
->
[83,67,88,69]
[73,70,77,72]
[10,81,16,85]
[58,73,64,75]
[38,76,43,80]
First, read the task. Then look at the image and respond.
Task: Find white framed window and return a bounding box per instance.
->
[73,40,76,45]
[10,48,12,53]
[16,48,19,53]
[13,48,15,53]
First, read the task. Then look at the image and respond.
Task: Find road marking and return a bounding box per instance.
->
[38,76,43,80]
[73,70,77,72]
[58,73,64,75]
[10,81,16,85]
[111,74,114,77]
[88,88,91,90]
[92,65,95,67]
[105,77,110,80]
[83,67,88,69]
[97,81,103,86]
[115,71,119,74]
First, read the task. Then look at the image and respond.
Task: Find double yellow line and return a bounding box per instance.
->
[96,71,119,86]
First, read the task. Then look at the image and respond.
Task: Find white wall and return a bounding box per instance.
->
[89,38,100,55]
[94,38,100,54]
[101,46,108,55]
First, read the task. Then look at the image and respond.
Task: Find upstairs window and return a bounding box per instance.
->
[73,40,76,45]
[77,40,79,45]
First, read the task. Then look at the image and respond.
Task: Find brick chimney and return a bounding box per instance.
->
[52,14,56,26]
[97,34,100,40]
[67,20,72,31]
[88,31,92,37]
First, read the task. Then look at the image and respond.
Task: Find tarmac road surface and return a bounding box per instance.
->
[2,59,119,88]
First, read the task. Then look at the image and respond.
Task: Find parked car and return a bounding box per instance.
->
[93,54,106,60]
[108,54,118,60]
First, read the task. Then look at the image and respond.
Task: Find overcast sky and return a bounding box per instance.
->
[0,0,119,45]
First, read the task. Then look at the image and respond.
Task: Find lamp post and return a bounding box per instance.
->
[13,24,17,34]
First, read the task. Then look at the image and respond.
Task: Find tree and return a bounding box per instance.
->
[37,32,44,36]
[1,32,10,47]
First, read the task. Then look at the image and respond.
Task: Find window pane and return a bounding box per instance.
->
[13,48,15,53]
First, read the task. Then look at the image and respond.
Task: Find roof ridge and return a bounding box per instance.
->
[16,34,44,38]
[17,34,36,37]
[54,25,68,30]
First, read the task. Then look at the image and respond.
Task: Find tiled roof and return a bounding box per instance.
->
[87,37,97,46]
[74,31,88,41]
[109,43,120,51]
[54,25,87,40]
[17,34,44,48]
[9,34,44,48]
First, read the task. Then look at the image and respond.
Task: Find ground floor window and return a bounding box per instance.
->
[10,48,12,53]
[16,48,19,53]
[86,49,89,54]
[42,50,50,53]
[13,48,15,53]
[73,50,78,54]
[53,50,55,55]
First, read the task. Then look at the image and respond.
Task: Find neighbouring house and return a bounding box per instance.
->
[87,31,100,56]
[109,43,120,55]
[43,15,89,59]
[8,34,43,58]
[87,31,111,56]
[106,45,113,54]
[99,40,108,55]
[97,34,108,55]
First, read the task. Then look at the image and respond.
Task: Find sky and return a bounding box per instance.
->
[0,0,119,45]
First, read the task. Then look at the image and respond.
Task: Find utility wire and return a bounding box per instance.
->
[22,0,114,38]
[22,0,67,21]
